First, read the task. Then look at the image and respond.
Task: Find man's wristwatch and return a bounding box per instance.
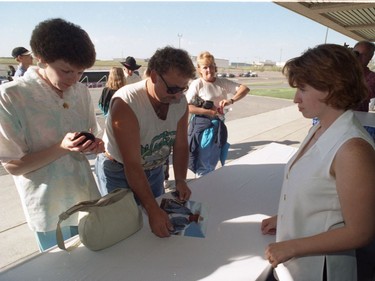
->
[175,179,187,184]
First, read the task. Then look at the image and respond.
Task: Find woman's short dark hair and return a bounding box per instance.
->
[30,18,96,69]
[145,46,195,79]
[283,44,368,110]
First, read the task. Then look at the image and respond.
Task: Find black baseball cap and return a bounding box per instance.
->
[12,47,32,58]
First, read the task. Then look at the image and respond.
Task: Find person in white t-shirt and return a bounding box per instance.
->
[95,46,196,238]
[11,46,34,78]
[185,51,249,177]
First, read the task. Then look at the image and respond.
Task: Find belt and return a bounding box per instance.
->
[104,151,162,170]
[104,151,122,165]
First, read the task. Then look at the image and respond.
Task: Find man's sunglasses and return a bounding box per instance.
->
[159,74,189,95]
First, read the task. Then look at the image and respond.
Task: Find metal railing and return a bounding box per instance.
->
[80,74,108,88]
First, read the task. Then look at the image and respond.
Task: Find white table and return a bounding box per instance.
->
[0,143,297,281]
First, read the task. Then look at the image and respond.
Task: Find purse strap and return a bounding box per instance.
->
[56,188,128,251]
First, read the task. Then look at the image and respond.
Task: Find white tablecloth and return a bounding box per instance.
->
[0,143,297,281]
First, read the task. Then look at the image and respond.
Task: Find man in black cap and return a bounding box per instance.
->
[120,56,142,84]
[11,47,33,78]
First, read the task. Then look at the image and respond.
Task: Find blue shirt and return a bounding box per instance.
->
[14,65,27,77]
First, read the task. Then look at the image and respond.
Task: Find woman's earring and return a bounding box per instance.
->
[37,62,47,69]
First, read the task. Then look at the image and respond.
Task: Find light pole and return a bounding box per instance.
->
[177,33,183,49]
[324,27,329,44]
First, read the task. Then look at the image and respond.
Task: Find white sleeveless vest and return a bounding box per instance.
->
[275,110,375,281]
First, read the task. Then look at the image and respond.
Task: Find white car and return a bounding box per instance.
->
[241,71,258,77]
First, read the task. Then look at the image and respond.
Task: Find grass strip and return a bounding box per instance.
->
[249,88,295,100]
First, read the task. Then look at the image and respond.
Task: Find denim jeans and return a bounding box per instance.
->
[35,226,78,252]
[95,153,165,201]
[195,140,221,177]
[196,120,222,177]
[364,125,375,143]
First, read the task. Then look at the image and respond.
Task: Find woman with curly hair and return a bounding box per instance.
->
[0,18,104,251]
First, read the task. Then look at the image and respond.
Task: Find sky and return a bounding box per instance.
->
[0,1,359,64]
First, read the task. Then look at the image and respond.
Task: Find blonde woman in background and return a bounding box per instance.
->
[98,67,126,116]
[185,51,249,177]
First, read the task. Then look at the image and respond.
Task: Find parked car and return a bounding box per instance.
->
[226,73,235,78]
[0,76,9,84]
[217,73,226,78]
[241,71,258,77]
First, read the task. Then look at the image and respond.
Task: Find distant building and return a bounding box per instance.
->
[262,60,276,67]
[230,62,253,67]
[249,60,278,67]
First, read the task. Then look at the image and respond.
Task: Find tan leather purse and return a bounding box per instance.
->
[56,188,142,251]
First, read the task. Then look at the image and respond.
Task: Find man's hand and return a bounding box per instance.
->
[175,180,191,201]
[148,207,173,237]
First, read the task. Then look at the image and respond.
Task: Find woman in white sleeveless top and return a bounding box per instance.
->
[261,44,375,281]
